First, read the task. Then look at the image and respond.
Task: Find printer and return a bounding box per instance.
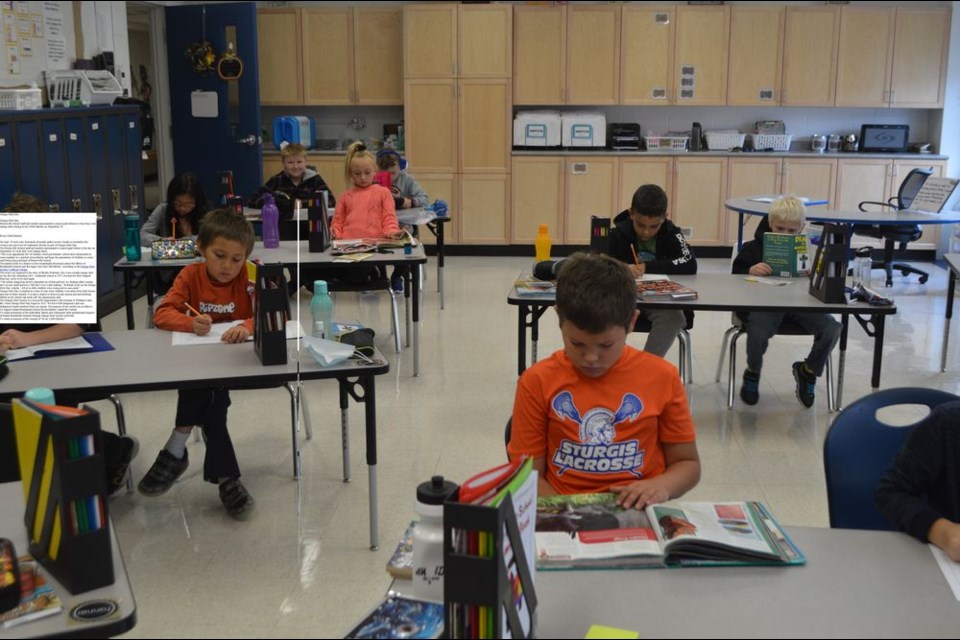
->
[608,123,641,150]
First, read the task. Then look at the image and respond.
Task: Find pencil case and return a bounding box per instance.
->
[151,238,196,260]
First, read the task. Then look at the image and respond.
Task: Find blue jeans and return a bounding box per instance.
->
[744,312,840,376]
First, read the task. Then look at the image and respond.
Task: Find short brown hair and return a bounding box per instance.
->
[3,193,46,212]
[630,184,668,218]
[281,143,308,159]
[556,252,636,333]
[197,208,255,256]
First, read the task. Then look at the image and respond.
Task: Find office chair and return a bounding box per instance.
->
[823,387,959,530]
[854,167,934,287]
[715,314,835,411]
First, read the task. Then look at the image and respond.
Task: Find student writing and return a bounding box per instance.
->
[140,173,209,244]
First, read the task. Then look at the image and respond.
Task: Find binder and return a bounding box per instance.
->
[11,400,114,594]
[254,262,290,366]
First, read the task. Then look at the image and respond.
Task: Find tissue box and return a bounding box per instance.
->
[513,111,562,147]
[151,239,197,260]
[562,112,606,147]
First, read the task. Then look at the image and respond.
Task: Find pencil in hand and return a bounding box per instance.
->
[630,245,641,267]
[183,302,203,317]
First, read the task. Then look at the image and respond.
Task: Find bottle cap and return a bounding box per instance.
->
[855,247,873,258]
[416,475,458,506]
[538,224,548,234]
[263,193,275,205]
[25,387,55,405]
[313,280,328,295]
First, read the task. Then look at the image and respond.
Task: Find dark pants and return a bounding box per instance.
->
[176,388,239,483]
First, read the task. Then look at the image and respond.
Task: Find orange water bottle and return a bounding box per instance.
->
[535,224,552,263]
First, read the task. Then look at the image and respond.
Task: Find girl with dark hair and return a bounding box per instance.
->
[140,173,210,244]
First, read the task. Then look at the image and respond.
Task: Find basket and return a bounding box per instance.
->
[644,135,689,152]
[705,131,746,151]
[46,70,122,107]
[0,86,42,111]
[750,134,793,152]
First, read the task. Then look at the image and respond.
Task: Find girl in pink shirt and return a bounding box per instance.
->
[331,142,402,240]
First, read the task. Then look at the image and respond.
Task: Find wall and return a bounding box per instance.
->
[0,1,75,88]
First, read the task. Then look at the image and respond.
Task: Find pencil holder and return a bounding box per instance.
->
[443,492,537,639]
[12,401,114,594]
[590,216,610,254]
[308,198,331,253]
[254,262,290,366]
[809,222,849,304]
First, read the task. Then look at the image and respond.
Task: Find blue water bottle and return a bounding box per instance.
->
[262,193,281,249]
[124,214,141,261]
[310,280,334,339]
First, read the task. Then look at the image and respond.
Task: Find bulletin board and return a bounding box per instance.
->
[0,0,74,87]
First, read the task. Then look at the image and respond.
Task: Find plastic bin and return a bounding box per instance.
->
[705,131,746,151]
[0,85,42,110]
[643,135,689,152]
[46,70,122,107]
[750,134,793,152]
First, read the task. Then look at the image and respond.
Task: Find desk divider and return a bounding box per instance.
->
[809,222,849,304]
[255,262,290,366]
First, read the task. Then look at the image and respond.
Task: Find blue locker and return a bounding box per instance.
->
[63,117,86,211]
[0,123,14,207]
[40,119,68,209]
[84,114,115,295]
[14,120,42,199]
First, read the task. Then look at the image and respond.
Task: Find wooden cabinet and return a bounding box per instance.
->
[782,158,836,203]
[404,79,457,174]
[459,80,511,173]
[889,8,950,108]
[302,8,353,105]
[513,5,565,105]
[835,7,895,108]
[564,157,618,245]
[673,157,727,246]
[257,9,302,105]
[566,4,620,105]
[512,157,563,244]
[781,7,839,106]
[620,6,674,105]
[354,8,404,105]
[727,6,783,106]
[311,156,349,202]
[674,5,729,105]
[459,4,511,78]
[403,4,457,78]
[725,158,783,244]
[835,159,892,212]
[460,174,509,244]
[618,158,672,213]
[404,4,510,79]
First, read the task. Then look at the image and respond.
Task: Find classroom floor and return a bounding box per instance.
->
[93,256,960,638]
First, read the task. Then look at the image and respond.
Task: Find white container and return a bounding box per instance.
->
[410,475,458,603]
[46,70,122,107]
[513,111,561,147]
[0,84,42,110]
[561,112,606,147]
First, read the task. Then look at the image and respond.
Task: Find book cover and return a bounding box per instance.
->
[635,279,698,300]
[343,593,443,639]
[514,274,556,298]
[385,521,415,580]
[763,233,810,278]
[0,557,63,629]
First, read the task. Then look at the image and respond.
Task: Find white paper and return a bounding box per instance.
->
[930,545,960,602]
[4,335,92,361]
[172,320,303,346]
[638,274,669,282]
[302,335,355,366]
[190,90,218,118]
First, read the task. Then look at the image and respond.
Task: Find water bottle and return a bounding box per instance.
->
[535,224,552,263]
[310,280,334,339]
[124,214,141,261]
[853,247,873,287]
[262,193,281,249]
[24,387,56,406]
[411,475,458,603]
[951,224,960,254]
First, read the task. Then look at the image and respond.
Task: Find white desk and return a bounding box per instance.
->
[535,526,960,639]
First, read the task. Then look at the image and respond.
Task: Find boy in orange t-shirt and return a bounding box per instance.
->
[508,252,700,509]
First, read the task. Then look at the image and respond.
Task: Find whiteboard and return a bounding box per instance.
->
[0,1,75,88]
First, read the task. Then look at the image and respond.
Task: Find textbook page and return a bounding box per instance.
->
[930,545,960,602]
[172,320,303,346]
[4,336,92,361]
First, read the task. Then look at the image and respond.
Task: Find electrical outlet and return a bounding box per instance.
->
[680,226,693,237]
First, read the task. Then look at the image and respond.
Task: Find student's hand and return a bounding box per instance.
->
[0,329,27,351]
[192,314,213,336]
[610,478,671,510]
[628,263,646,278]
[749,262,773,277]
[929,519,960,562]
[391,230,407,240]
[221,325,250,344]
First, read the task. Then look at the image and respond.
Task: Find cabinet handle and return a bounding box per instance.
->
[92,193,102,220]
[128,185,139,212]
[112,189,122,216]
[71,198,82,212]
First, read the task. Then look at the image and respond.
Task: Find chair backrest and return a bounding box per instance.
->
[823,387,960,530]
[895,167,934,210]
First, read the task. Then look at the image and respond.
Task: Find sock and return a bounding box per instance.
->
[164,429,190,459]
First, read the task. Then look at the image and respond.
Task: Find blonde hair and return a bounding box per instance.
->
[344,141,377,185]
[769,196,806,227]
[281,143,308,159]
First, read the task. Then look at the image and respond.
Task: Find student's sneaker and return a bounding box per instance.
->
[740,369,760,405]
[390,273,404,293]
[105,434,140,496]
[219,478,255,520]
[137,449,189,497]
[792,361,817,408]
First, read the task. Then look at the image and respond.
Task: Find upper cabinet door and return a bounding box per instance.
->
[566,4,620,105]
[459,79,511,173]
[620,6,674,105]
[513,5,565,105]
[674,5,729,106]
[459,4,512,78]
[889,7,950,108]
[257,9,302,105]
[404,4,457,78]
[782,7,839,106]
[404,79,457,173]
[302,8,353,105]
[354,8,403,104]
[835,6,894,108]
[727,6,783,106]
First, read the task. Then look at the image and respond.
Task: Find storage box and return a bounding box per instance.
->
[46,70,122,107]
[561,112,606,148]
[513,111,561,147]
[0,85,42,111]
[273,116,316,150]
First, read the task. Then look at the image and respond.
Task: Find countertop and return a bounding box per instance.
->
[511,148,948,159]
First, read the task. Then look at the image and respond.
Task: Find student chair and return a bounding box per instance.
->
[715,314,835,411]
[634,312,694,384]
[854,167,934,287]
[326,267,403,353]
[823,387,960,530]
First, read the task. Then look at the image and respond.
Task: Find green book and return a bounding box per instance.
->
[763,233,810,277]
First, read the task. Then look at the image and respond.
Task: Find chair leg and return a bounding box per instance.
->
[677,329,693,384]
[389,290,402,353]
[108,394,134,493]
[715,326,739,383]
[825,353,835,413]
[727,330,744,409]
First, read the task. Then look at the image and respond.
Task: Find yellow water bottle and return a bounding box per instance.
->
[535,224,552,263]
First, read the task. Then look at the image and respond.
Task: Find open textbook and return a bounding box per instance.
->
[535,494,804,570]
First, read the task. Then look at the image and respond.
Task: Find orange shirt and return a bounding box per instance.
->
[509,346,695,495]
[331,184,399,239]
[153,262,255,334]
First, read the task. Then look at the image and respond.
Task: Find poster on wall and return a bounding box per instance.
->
[0,0,72,83]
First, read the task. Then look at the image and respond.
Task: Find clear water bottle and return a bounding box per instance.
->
[411,475,458,603]
[310,280,334,339]
[951,224,960,254]
[535,224,552,263]
[124,214,141,261]
[853,247,873,287]
[262,193,281,249]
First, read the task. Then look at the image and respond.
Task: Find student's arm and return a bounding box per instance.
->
[928,519,960,562]
[0,324,83,352]
[509,371,557,496]
[153,272,200,333]
[246,172,282,209]
[140,203,167,244]
[330,193,348,239]
[732,241,764,275]
[379,187,401,237]
[401,174,430,209]
[610,441,701,510]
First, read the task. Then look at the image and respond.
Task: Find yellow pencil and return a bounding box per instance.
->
[183,302,203,317]
[630,244,641,268]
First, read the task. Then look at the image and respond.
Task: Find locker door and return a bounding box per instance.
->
[40,119,68,210]
[14,119,42,199]
[0,123,15,206]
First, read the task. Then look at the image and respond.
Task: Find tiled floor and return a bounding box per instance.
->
[90,256,960,638]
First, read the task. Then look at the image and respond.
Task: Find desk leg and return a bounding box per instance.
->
[146,273,159,328]
[837,316,849,412]
[123,271,135,329]
[285,382,302,479]
[413,262,421,377]
[942,270,956,372]
[362,375,379,550]
[872,314,885,389]
[435,220,445,309]
[517,304,549,377]
[339,381,351,482]
[404,272,412,349]
[737,211,745,252]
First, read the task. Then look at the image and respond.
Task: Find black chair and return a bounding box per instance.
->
[854,167,934,287]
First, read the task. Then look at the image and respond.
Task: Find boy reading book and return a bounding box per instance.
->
[508,252,700,509]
